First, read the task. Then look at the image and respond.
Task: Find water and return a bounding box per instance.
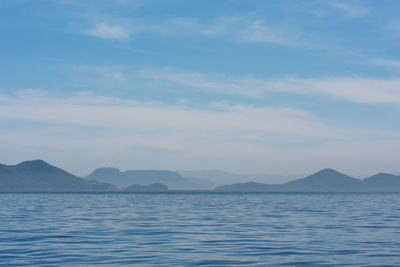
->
[0,193,399,266]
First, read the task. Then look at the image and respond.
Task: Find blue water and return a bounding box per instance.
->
[0,193,400,266]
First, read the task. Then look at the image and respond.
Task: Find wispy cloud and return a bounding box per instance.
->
[329,2,370,18]
[373,59,400,70]
[88,23,130,40]
[70,64,127,82]
[139,68,264,98]
[141,68,400,105]
[240,20,298,45]
[267,76,400,105]
[83,15,301,46]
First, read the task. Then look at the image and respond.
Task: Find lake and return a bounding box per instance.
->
[1,192,399,266]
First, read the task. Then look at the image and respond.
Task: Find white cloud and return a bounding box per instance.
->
[141,68,400,105]
[0,90,332,138]
[2,89,393,150]
[83,15,301,46]
[329,2,369,18]
[88,23,130,40]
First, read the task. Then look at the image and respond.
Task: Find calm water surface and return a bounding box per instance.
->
[0,193,400,266]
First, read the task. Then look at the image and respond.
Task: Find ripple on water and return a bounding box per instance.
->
[0,193,400,266]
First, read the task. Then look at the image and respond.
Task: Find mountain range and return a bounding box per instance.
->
[87,167,216,190]
[176,170,296,185]
[215,168,400,192]
[1,160,400,192]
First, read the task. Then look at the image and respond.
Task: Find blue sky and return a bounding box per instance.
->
[1,0,400,178]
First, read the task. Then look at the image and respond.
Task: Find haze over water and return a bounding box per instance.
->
[2,1,400,265]
[2,0,400,177]
[1,192,399,266]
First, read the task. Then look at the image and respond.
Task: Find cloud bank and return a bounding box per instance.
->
[1,90,399,176]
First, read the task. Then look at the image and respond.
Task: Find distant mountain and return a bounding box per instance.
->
[363,173,400,192]
[284,168,363,192]
[123,183,168,192]
[176,169,295,185]
[215,168,400,192]
[177,170,244,184]
[0,160,118,192]
[87,168,209,189]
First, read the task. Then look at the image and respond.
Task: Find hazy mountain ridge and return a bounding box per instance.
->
[216,168,400,192]
[2,160,400,192]
[176,170,295,185]
[0,160,173,192]
[87,168,213,189]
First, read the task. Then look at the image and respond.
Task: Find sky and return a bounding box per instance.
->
[1,0,400,178]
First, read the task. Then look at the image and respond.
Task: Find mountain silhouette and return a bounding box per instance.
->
[0,160,117,192]
[284,168,362,192]
[87,168,207,189]
[362,173,400,192]
[177,169,295,185]
[2,161,400,192]
[215,168,400,192]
